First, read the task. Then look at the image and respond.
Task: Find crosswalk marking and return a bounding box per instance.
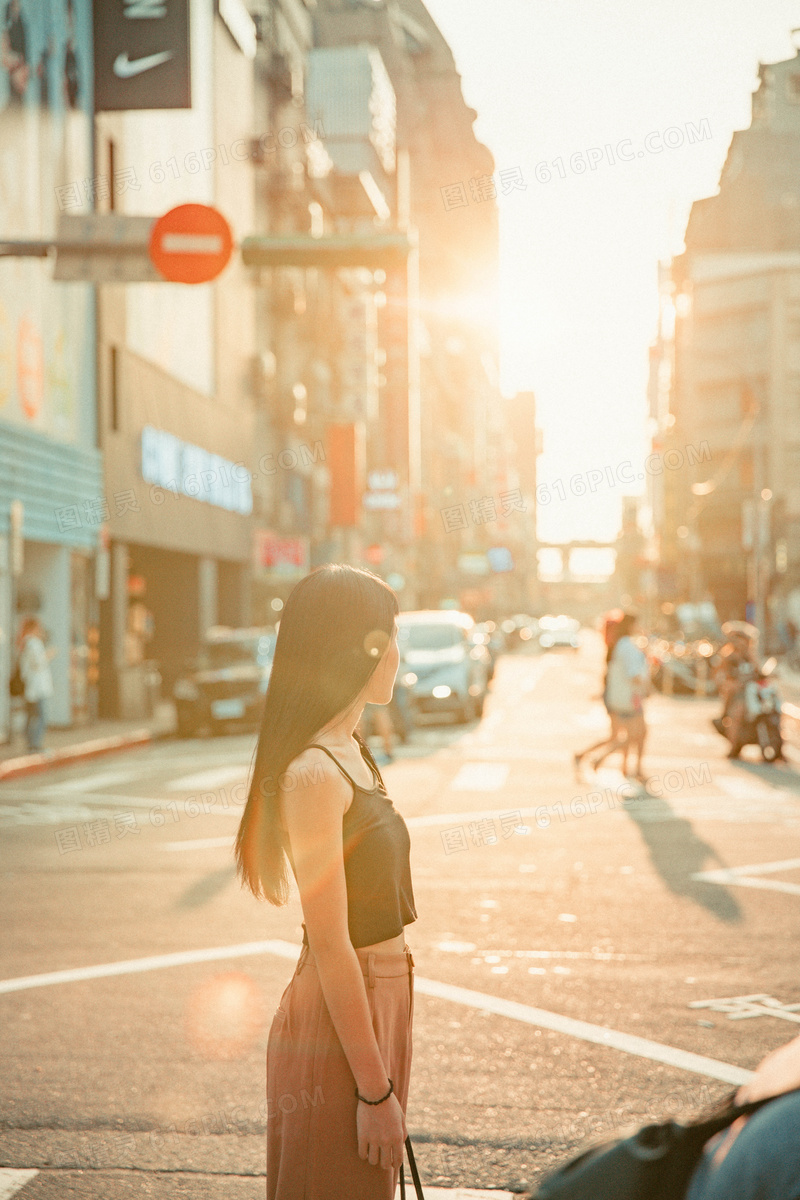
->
[0,1169,39,1199]
[0,940,753,1086]
[448,763,510,791]
[162,836,233,851]
[166,764,250,792]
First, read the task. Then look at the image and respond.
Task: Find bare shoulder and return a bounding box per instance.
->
[280,746,350,816]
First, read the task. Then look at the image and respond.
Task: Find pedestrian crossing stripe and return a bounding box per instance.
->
[0,1169,39,1199]
[0,940,752,1087]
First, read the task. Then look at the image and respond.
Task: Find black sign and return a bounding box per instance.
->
[93,0,191,111]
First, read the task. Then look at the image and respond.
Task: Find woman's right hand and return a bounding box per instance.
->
[357,1091,407,1170]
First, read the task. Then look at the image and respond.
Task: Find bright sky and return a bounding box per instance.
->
[424,0,800,544]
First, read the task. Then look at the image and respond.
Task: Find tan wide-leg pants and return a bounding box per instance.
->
[266,942,414,1200]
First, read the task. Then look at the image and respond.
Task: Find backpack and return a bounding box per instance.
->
[533,1087,800,1200]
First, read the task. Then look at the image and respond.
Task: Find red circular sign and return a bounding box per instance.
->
[149,203,233,284]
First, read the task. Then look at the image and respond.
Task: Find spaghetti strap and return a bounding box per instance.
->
[304,742,380,790]
[304,743,361,789]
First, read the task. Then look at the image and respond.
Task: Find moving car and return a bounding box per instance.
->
[173,626,275,737]
[538,614,581,650]
[397,610,491,723]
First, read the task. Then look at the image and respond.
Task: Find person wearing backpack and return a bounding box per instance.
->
[17,617,54,752]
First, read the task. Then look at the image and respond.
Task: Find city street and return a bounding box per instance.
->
[2,634,800,1198]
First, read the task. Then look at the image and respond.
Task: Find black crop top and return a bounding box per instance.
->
[294,736,417,949]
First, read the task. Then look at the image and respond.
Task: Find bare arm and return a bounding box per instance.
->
[280,750,406,1169]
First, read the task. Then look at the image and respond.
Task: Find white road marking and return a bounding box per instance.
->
[689,993,800,1023]
[449,762,510,791]
[167,764,250,792]
[413,977,752,1086]
[37,768,139,795]
[692,857,800,897]
[716,776,784,800]
[0,1169,39,1198]
[162,836,233,851]
[0,941,753,1085]
[0,939,300,994]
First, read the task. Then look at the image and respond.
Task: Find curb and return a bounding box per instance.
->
[0,726,173,783]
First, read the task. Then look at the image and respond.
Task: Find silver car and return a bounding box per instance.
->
[397,610,491,723]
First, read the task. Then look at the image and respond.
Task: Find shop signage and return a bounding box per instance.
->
[363,490,400,509]
[458,552,490,576]
[487,546,514,572]
[140,426,252,514]
[254,531,309,577]
[363,467,400,510]
[94,0,191,112]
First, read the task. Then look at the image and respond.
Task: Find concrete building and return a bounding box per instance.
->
[659,53,800,624]
[310,0,508,611]
[0,0,103,738]
[94,0,261,715]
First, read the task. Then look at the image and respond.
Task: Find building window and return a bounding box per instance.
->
[110,346,120,432]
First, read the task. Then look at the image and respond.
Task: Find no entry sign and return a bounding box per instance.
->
[148,204,233,284]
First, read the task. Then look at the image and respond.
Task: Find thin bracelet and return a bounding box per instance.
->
[355,1078,394,1105]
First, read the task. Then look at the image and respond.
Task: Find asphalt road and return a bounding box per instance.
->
[2,632,800,1197]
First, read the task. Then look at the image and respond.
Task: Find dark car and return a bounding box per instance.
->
[173,627,275,737]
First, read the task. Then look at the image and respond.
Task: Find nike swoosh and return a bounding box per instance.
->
[113,50,173,78]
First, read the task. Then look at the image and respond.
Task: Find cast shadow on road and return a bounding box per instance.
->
[622,794,742,923]
[174,866,237,909]
[730,756,800,795]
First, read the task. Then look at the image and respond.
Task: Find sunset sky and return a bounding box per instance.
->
[425,0,800,546]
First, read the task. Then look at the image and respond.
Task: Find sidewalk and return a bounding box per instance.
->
[0,701,177,783]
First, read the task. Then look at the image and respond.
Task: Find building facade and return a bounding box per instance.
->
[656,52,800,626]
[0,0,102,739]
[94,0,260,715]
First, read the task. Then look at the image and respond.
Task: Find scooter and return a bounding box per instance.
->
[712,658,784,762]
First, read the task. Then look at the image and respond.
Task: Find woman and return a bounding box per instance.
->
[235,565,416,1200]
[574,612,649,782]
[17,617,54,752]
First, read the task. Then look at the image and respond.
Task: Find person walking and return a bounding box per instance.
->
[234,564,416,1200]
[575,612,649,782]
[17,617,54,752]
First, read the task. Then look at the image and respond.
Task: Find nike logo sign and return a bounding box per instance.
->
[113,50,173,78]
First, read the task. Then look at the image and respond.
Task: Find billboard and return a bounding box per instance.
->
[0,0,94,446]
[93,0,191,112]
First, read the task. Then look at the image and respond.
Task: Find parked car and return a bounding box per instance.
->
[173,626,276,737]
[397,610,491,723]
[538,614,581,650]
[499,613,539,650]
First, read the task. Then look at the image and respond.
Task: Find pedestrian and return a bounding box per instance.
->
[575,612,649,782]
[234,564,416,1200]
[17,617,54,753]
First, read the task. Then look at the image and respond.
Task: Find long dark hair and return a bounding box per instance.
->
[606,611,637,664]
[235,564,399,903]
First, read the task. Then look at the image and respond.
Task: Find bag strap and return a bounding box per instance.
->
[691,1084,800,1139]
[399,1135,425,1199]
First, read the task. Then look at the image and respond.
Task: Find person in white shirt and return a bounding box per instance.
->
[17,617,54,752]
[576,612,649,782]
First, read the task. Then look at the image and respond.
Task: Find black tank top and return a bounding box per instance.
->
[297,736,417,949]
